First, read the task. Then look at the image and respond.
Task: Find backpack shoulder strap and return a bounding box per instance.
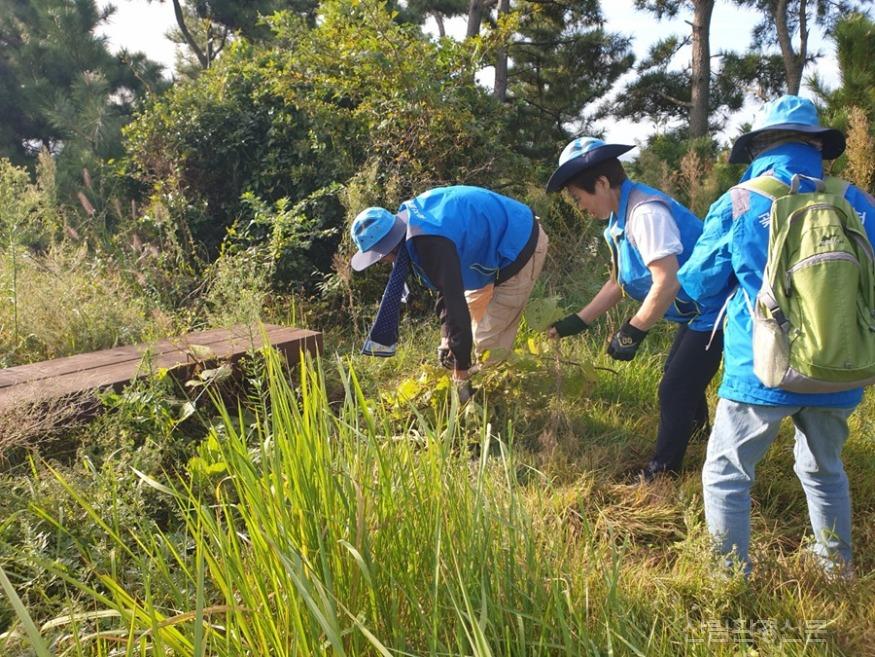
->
[736,175,791,201]
[729,175,789,219]
[823,176,851,198]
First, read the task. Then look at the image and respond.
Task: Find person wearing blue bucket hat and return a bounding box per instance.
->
[678,95,875,574]
[350,207,408,272]
[546,136,725,482]
[350,185,549,382]
[727,94,845,165]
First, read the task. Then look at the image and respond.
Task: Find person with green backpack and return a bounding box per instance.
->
[678,95,875,574]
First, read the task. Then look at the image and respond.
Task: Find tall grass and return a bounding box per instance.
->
[3,348,872,656]
[0,244,153,367]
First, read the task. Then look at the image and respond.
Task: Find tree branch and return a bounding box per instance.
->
[171,0,208,69]
[656,89,694,108]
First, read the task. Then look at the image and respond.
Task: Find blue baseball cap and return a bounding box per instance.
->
[350,207,407,271]
[729,95,845,164]
[546,137,635,192]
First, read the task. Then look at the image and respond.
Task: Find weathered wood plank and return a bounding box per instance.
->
[0,325,299,389]
[0,325,321,413]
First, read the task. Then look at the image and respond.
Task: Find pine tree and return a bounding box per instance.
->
[732,0,859,95]
[613,0,787,136]
[502,0,634,157]
[0,0,164,196]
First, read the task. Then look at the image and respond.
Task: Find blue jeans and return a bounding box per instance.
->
[702,399,855,571]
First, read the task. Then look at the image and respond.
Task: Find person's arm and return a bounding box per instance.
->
[605,203,681,360]
[629,255,680,331]
[579,278,624,323]
[677,195,737,303]
[411,235,472,378]
[548,278,622,339]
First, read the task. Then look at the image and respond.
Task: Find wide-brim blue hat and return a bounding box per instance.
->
[350,207,407,271]
[729,95,845,164]
[546,137,635,192]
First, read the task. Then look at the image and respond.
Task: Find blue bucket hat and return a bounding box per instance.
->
[546,137,635,192]
[729,95,845,164]
[350,207,407,271]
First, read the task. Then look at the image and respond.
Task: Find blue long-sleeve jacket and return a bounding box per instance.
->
[677,142,875,407]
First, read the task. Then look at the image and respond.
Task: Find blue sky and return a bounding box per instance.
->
[97,0,841,146]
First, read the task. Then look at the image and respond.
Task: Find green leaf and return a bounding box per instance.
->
[523,295,567,332]
[199,364,233,383]
[0,564,52,657]
[131,467,175,496]
[187,344,216,362]
[396,378,421,403]
[179,401,197,422]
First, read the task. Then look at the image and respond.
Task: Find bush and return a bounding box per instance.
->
[0,155,66,252]
[630,134,744,216]
[124,0,528,299]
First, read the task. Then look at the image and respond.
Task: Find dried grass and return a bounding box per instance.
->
[844,106,875,192]
[0,389,97,458]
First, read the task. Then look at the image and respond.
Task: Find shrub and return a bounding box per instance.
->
[0,155,66,252]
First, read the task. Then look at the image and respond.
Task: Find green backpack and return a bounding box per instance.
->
[736,174,875,393]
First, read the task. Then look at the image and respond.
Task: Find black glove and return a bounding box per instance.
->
[551,313,590,338]
[607,320,648,361]
[438,345,456,370]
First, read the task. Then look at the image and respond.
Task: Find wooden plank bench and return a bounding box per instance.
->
[0,324,322,414]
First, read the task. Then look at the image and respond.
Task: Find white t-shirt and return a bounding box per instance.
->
[626,201,683,265]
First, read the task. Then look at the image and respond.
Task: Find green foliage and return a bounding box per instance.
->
[505,0,634,158]
[269,0,526,192]
[202,247,271,328]
[380,334,596,443]
[124,41,338,257]
[806,13,875,185]
[3,350,875,655]
[0,244,153,366]
[809,12,875,130]
[231,187,343,289]
[521,294,567,332]
[126,0,525,291]
[734,0,859,52]
[0,0,165,200]
[0,156,63,251]
[629,133,744,216]
[612,36,784,133]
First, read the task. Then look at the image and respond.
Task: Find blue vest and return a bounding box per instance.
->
[401,186,535,290]
[605,179,714,329]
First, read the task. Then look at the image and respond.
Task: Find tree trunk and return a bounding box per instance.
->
[493,0,510,101]
[171,0,208,69]
[775,0,807,95]
[466,0,483,38]
[689,0,715,137]
[432,12,446,38]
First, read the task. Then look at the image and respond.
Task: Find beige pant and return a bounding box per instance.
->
[464,224,549,361]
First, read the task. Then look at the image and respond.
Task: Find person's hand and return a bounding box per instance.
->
[548,313,590,339]
[438,345,455,370]
[607,320,648,361]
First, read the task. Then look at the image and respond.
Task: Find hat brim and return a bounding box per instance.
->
[729,124,846,164]
[546,144,635,193]
[350,216,407,271]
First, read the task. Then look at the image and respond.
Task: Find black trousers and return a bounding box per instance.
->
[650,324,724,472]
